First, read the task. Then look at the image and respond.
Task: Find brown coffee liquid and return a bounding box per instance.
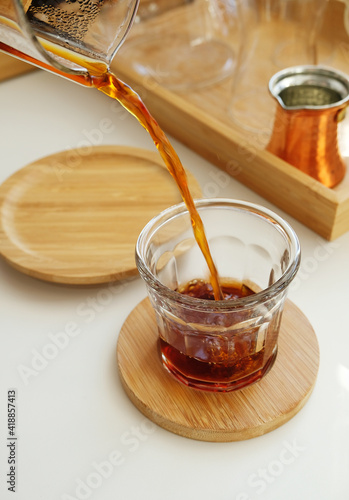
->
[94,72,223,299]
[0,42,222,298]
[177,278,255,300]
[159,279,278,391]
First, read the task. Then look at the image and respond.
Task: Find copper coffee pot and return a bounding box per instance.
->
[267,66,349,188]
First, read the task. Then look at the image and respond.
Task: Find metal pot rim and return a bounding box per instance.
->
[269,65,349,110]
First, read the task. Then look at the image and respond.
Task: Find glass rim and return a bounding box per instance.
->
[135,198,301,310]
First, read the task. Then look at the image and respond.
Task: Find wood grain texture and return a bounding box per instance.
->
[0,0,35,82]
[0,146,202,285]
[0,0,31,21]
[117,297,319,442]
[114,0,349,240]
[0,52,36,82]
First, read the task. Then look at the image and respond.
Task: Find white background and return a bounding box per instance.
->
[0,69,349,500]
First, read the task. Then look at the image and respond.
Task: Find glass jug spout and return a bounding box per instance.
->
[0,0,139,84]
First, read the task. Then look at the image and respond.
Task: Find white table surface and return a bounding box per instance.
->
[0,69,348,500]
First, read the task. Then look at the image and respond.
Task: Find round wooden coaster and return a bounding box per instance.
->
[0,146,201,285]
[117,297,319,442]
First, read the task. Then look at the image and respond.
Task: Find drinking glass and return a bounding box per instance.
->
[136,198,300,392]
[119,0,239,91]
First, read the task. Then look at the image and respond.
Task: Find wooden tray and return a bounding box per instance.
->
[117,297,319,442]
[2,2,349,239]
[113,0,349,241]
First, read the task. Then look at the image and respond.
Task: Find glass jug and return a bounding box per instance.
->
[0,0,139,85]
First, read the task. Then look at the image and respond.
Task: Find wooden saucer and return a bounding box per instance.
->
[117,297,320,442]
[0,146,201,285]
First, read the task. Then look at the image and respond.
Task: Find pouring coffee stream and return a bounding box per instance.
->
[0,0,223,299]
[95,72,224,300]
